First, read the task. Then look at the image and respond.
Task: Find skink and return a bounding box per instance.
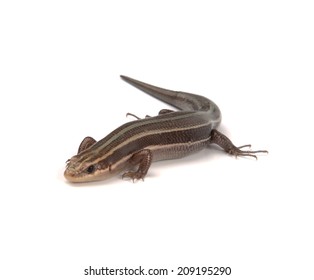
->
[64,76,267,183]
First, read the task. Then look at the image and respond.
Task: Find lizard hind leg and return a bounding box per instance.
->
[126,109,175,120]
[209,129,268,159]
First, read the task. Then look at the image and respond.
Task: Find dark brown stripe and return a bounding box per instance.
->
[98,125,211,169]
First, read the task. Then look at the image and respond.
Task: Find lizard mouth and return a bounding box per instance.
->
[64,166,78,182]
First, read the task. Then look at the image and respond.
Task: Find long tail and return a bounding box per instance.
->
[120,75,219,114]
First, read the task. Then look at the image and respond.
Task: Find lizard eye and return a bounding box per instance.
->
[86,165,95,174]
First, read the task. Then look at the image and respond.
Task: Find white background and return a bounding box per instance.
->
[0,1,313,279]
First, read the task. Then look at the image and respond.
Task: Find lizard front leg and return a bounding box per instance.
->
[122,149,153,181]
[78,136,96,154]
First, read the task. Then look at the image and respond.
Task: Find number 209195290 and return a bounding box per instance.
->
[177,266,231,276]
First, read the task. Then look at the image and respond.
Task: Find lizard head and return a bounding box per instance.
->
[64,155,101,183]
[64,152,114,183]
[64,146,130,183]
